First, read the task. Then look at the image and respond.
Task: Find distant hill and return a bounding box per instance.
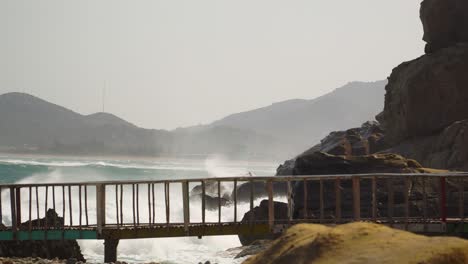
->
[0,81,386,160]
[194,80,387,154]
[0,93,274,158]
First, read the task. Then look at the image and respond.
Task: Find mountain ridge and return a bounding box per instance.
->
[0,80,386,159]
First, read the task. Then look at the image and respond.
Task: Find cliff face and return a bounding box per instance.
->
[420,0,468,54]
[375,0,468,171]
[380,44,468,146]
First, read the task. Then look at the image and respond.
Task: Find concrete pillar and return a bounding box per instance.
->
[104,239,119,263]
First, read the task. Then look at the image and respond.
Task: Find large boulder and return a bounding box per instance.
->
[420,0,468,53]
[379,43,468,145]
[238,200,288,246]
[304,121,386,157]
[291,152,442,220]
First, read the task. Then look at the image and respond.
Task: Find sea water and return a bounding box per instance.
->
[0,154,279,264]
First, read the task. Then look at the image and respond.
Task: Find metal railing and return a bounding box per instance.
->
[1,173,468,239]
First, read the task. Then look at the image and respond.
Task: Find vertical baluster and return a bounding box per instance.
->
[404,177,410,230]
[249,180,254,225]
[372,176,377,221]
[387,178,394,224]
[267,180,274,229]
[319,179,324,223]
[115,185,119,227]
[45,186,48,229]
[0,187,2,226]
[79,185,82,228]
[165,182,170,226]
[10,187,17,233]
[182,181,190,232]
[52,186,56,212]
[287,180,292,223]
[68,186,72,226]
[335,178,341,222]
[136,184,140,225]
[36,187,39,227]
[15,187,21,228]
[352,177,361,221]
[132,184,136,228]
[85,185,89,226]
[440,177,447,223]
[459,178,465,221]
[201,181,206,224]
[120,184,123,226]
[62,186,66,227]
[152,184,155,225]
[29,187,32,231]
[233,180,237,223]
[303,179,308,220]
[147,184,151,225]
[218,180,221,225]
[422,177,427,232]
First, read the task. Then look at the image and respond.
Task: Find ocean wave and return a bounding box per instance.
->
[0,158,206,171]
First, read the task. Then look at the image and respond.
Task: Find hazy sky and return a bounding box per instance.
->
[1,0,424,130]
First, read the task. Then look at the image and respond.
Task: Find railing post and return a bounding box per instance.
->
[372,176,377,221]
[335,178,341,223]
[459,178,465,221]
[352,177,361,221]
[96,184,106,236]
[440,177,447,223]
[319,179,324,223]
[10,187,17,235]
[233,180,237,223]
[201,181,206,224]
[267,180,274,229]
[182,181,190,233]
[15,187,21,228]
[287,180,293,223]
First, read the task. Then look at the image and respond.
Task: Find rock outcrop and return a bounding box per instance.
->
[0,210,84,261]
[420,0,468,54]
[238,200,288,246]
[379,43,468,146]
[292,152,442,219]
[374,0,468,171]
[387,119,468,171]
[305,121,386,157]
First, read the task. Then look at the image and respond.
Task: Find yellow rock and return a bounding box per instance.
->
[243,222,468,264]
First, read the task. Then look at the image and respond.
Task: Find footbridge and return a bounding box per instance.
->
[1,173,468,262]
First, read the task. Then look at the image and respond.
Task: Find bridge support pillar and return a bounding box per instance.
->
[104,239,119,263]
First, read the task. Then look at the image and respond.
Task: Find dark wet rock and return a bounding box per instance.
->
[276,159,295,176]
[0,209,84,261]
[190,180,230,198]
[190,193,231,210]
[291,152,442,220]
[238,200,288,246]
[232,182,288,203]
[420,0,468,53]
[304,121,386,157]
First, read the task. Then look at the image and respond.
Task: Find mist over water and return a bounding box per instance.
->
[0,155,279,264]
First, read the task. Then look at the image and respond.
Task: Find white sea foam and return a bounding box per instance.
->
[0,156,278,263]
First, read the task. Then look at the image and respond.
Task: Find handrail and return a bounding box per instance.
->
[1,172,467,188]
[0,173,466,242]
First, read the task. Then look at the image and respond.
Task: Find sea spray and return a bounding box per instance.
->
[0,156,278,263]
